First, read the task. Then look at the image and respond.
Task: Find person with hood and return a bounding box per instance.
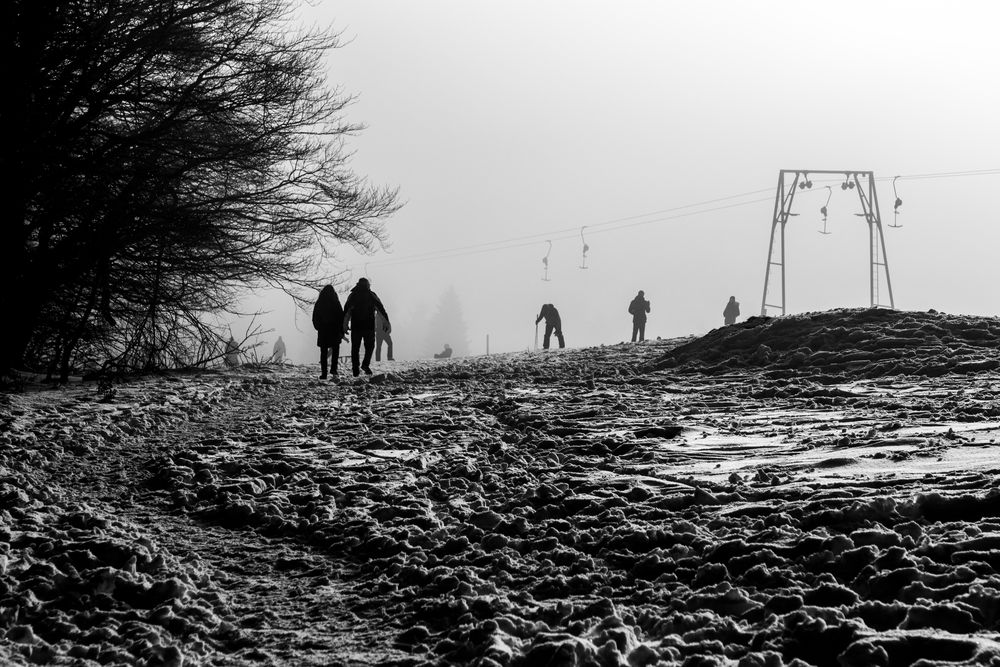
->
[223,336,240,368]
[434,343,453,359]
[271,336,286,364]
[312,285,345,380]
[343,278,390,376]
[628,290,651,342]
[374,310,393,362]
[535,303,565,349]
[724,296,740,326]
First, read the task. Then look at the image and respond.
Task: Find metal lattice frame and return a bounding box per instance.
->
[760,169,895,317]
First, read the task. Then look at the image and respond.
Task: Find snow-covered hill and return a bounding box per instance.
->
[4,312,1000,665]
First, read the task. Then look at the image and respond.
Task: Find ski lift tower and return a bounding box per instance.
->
[760,169,895,316]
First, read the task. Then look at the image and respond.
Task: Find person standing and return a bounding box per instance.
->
[628,290,651,342]
[223,336,240,368]
[374,310,393,361]
[535,304,565,349]
[343,278,390,376]
[271,336,286,364]
[724,296,740,326]
[312,285,345,380]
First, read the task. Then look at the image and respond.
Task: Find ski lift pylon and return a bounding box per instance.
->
[579,227,589,269]
[541,240,552,281]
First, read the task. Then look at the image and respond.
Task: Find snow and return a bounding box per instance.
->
[4,309,1000,665]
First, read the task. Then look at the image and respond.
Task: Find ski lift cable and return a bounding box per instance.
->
[799,168,1000,186]
[568,197,774,238]
[360,169,1000,271]
[366,197,775,269]
[363,187,775,268]
[887,168,1000,181]
[366,231,591,269]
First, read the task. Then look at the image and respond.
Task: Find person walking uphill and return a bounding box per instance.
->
[535,304,565,349]
[628,290,651,342]
[312,285,345,380]
[343,278,390,376]
[374,310,393,362]
[724,296,740,326]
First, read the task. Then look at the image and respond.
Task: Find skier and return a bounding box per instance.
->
[628,290,651,342]
[375,310,393,361]
[312,285,345,380]
[434,343,453,359]
[535,304,565,349]
[343,278,390,377]
[724,296,740,326]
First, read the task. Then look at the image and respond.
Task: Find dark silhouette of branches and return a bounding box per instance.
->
[3,0,399,379]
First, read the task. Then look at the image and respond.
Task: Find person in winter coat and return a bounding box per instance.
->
[374,310,393,362]
[724,296,740,326]
[434,343,453,359]
[224,337,240,368]
[312,285,345,380]
[343,278,390,376]
[628,290,651,342]
[535,304,565,349]
[271,336,286,364]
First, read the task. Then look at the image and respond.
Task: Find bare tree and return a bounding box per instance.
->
[2,0,399,378]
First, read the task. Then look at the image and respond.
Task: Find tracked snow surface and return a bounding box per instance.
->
[5,308,1000,665]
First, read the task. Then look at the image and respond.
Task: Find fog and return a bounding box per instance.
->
[239,1,1000,364]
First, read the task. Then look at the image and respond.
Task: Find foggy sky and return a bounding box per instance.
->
[243,1,1000,364]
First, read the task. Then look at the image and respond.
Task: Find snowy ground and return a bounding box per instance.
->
[5,309,1000,666]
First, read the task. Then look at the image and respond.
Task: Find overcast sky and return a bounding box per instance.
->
[246,1,1000,363]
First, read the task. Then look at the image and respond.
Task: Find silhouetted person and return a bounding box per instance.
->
[535,304,565,349]
[224,337,239,368]
[434,343,453,359]
[628,290,651,342]
[272,336,286,364]
[312,285,345,380]
[724,296,740,326]
[343,278,390,377]
[375,310,393,361]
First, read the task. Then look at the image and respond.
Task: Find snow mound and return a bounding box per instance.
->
[143,365,1000,666]
[11,355,1000,664]
[0,484,243,665]
[0,372,266,665]
[649,308,1000,378]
